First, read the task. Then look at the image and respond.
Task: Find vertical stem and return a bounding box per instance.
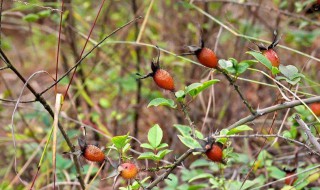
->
[132,0,141,149]
[52,94,63,190]
[217,67,256,115]
[0,0,3,48]
[55,0,64,94]
[0,49,86,190]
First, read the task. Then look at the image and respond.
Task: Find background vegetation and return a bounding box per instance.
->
[0,0,320,189]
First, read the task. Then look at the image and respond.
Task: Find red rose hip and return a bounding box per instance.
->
[310,102,320,116]
[118,162,139,179]
[78,136,105,162]
[137,46,175,91]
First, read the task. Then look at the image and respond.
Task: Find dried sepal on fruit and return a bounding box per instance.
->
[255,30,281,68]
[185,38,218,68]
[78,136,105,162]
[283,168,297,186]
[118,162,139,179]
[137,46,175,91]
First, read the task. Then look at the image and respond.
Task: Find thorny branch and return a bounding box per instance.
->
[217,67,256,115]
[146,148,203,189]
[38,16,142,96]
[213,134,320,157]
[295,115,320,153]
[228,96,320,129]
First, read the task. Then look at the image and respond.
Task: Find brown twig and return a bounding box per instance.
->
[0,48,86,189]
[63,0,106,99]
[195,0,320,27]
[145,148,203,189]
[216,67,256,115]
[38,17,142,96]
[132,0,142,149]
[228,96,320,129]
[295,114,320,153]
[213,133,320,156]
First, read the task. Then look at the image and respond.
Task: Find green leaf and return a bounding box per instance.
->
[123,143,131,154]
[185,83,202,93]
[216,129,229,144]
[227,125,253,135]
[229,58,238,65]
[185,79,220,97]
[137,152,158,160]
[175,90,185,102]
[157,149,172,159]
[267,166,285,179]
[236,60,256,75]
[276,76,301,85]
[190,159,211,168]
[148,98,177,108]
[218,59,236,74]
[157,143,168,150]
[241,175,264,190]
[282,130,292,139]
[279,65,298,79]
[38,10,51,18]
[148,124,163,148]
[131,177,151,190]
[140,143,154,150]
[247,51,272,70]
[174,124,204,139]
[99,98,110,108]
[177,135,202,149]
[290,126,298,139]
[188,173,213,183]
[174,124,191,137]
[23,13,40,22]
[165,174,179,187]
[276,64,304,85]
[272,66,280,75]
[111,134,130,150]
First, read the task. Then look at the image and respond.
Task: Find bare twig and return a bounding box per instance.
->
[136,0,154,43]
[145,148,202,189]
[54,0,64,94]
[38,17,142,96]
[228,96,320,129]
[63,0,106,99]
[52,94,63,189]
[9,71,51,186]
[195,0,320,27]
[295,115,320,153]
[0,49,86,189]
[0,98,36,103]
[0,65,8,70]
[0,0,3,47]
[213,134,320,156]
[132,0,142,149]
[216,67,256,115]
